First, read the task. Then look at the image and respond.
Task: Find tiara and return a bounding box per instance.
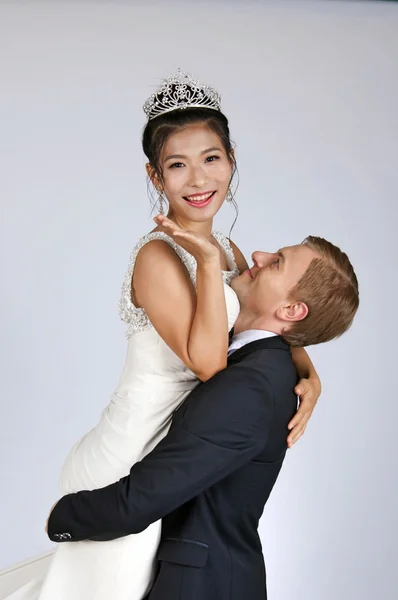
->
[143,69,221,121]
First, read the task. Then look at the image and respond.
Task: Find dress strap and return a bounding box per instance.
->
[212,230,239,274]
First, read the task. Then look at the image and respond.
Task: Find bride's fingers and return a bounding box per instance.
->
[170,231,199,244]
[154,215,181,231]
[152,217,206,248]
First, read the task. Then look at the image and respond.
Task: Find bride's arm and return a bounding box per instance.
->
[290,346,320,383]
[229,238,322,446]
[133,223,228,383]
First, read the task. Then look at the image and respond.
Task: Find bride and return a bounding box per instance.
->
[1,70,321,600]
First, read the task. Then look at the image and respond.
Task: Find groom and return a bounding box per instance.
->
[47,236,359,600]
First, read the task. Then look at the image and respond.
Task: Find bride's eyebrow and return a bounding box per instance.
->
[164,153,186,162]
[164,147,223,162]
[201,147,223,154]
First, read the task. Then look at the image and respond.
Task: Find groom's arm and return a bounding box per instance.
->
[48,364,274,543]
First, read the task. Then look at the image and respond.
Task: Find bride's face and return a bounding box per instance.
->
[154,124,233,224]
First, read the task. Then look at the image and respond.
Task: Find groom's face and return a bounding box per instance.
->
[231,244,316,317]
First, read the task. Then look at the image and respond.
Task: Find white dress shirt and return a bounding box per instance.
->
[227,329,277,356]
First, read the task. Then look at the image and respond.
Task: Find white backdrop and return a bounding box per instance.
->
[1,1,397,598]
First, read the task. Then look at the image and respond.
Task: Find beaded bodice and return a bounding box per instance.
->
[118,231,240,338]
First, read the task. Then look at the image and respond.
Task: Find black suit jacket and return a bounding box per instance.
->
[48,336,298,600]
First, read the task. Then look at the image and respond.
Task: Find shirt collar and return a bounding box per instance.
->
[228,329,277,355]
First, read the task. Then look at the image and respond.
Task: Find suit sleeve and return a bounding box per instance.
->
[48,365,274,542]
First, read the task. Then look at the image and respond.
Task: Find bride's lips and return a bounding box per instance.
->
[183,191,216,208]
[247,268,254,279]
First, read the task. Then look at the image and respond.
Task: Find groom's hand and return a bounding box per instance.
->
[45,500,59,534]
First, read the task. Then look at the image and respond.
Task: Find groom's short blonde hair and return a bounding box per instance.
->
[283,237,359,347]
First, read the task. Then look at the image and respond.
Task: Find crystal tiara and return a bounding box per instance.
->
[143,69,222,121]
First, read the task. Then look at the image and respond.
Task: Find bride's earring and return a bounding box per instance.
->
[157,188,165,215]
[227,184,233,203]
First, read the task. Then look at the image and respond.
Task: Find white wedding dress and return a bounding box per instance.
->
[0,231,240,600]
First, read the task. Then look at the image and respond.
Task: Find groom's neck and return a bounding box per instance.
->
[233,310,279,337]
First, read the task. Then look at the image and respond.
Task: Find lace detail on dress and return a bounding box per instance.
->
[119,230,239,337]
[212,230,240,285]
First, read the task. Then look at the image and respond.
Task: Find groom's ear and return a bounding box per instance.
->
[277,301,308,323]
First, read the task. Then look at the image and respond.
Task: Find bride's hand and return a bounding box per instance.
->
[287,377,321,447]
[154,215,220,264]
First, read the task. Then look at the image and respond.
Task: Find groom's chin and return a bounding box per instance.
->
[231,277,246,298]
[230,275,241,291]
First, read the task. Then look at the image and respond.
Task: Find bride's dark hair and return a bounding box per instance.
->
[142,107,239,231]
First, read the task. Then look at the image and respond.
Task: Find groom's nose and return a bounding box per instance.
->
[251,251,277,268]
